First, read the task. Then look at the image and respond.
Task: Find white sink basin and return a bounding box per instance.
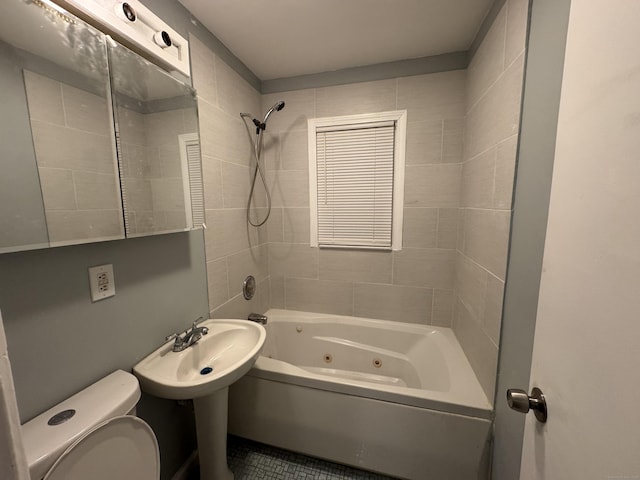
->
[133,319,266,400]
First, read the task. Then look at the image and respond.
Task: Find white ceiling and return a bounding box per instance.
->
[178,0,495,81]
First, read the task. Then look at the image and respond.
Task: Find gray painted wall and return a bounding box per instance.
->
[0,230,208,478]
[491,0,571,478]
[0,40,48,251]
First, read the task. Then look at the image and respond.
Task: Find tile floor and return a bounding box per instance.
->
[189,435,399,479]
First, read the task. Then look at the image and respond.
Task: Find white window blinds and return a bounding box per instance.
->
[315,121,396,249]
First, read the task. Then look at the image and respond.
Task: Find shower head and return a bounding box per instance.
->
[241,101,285,134]
[262,100,286,126]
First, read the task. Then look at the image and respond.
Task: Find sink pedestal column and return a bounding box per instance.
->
[193,387,234,480]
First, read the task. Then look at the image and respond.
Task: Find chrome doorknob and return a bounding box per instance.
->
[506,387,547,423]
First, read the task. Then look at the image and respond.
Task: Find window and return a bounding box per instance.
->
[308,110,406,250]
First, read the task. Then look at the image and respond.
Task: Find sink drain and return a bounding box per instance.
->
[373,358,382,368]
[323,353,332,363]
[200,366,213,375]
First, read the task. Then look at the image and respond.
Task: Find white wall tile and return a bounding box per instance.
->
[266,207,284,242]
[221,161,251,208]
[455,253,488,322]
[205,208,263,260]
[150,178,185,212]
[462,147,496,208]
[453,298,498,401]
[432,289,455,327]
[505,0,529,68]
[285,278,353,316]
[270,276,285,309]
[268,243,318,279]
[461,209,511,280]
[46,210,122,242]
[38,168,76,211]
[144,110,186,148]
[494,136,518,209]
[267,170,309,207]
[215,56,260,118]
[404,164,462,208]
[226,244,269,297]
[201,154,223,209]
[278,129,308,171]
[354,283,432,324]
[437,208,459,249]
[402,208,438,249]
[189,34,217,106]
[405,120,443,165]
[73,171,120,210]
[466,6,507,111]
[397,70,466,123]
[198,105,252,166]
[393,248,456,289]
[465,54,524,159]
[316,79,396,117]
[319,249,392,284]
[30,120,115,174]
[283,207,310,244]
[442,118,465,164]
[123,178,153,211]
[484,274,505,345]
[121,143,149,179]
[61,84,110,136]
[206,258,229,310]
[117,107,146,146]
[23,70,64,126]
[212,277,270,319]
[261,89,315,134]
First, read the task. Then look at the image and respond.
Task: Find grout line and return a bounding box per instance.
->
[502,0,509,72]
[439,118,445,163]
[457,250,505,284]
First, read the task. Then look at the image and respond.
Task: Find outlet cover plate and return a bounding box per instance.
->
[88,264,116,302]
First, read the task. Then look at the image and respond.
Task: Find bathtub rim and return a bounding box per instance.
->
[249,308,493,420]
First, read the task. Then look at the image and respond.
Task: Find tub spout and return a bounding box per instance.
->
[248,313,267,325]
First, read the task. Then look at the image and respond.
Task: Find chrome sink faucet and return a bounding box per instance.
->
[166,317,209,352]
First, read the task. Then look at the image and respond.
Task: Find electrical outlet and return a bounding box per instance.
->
[88,264,115,302]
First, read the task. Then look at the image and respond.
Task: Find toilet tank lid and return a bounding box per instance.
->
[21,370,141,480]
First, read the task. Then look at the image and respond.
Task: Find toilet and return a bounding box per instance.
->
[21,370,160,480]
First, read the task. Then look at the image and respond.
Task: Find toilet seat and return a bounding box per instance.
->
[43,415,159,480]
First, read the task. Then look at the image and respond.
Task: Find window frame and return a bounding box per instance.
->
[308,110,407,251]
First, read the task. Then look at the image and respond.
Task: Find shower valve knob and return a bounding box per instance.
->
[506,387,547,423]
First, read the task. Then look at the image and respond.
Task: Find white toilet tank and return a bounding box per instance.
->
[21,370,159,480]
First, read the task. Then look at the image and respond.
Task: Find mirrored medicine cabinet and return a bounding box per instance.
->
[0,0,204,254]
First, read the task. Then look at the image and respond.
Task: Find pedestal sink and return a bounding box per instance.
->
[133,319,266,480]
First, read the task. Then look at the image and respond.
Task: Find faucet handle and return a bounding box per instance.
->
[165,333,179,342]
[193,316,205,325]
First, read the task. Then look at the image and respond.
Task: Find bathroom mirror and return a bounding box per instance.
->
[0,0,204,253]
[108,41,203,237]
[0,0,123,253]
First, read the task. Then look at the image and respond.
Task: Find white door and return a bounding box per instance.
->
[518,1,640,478]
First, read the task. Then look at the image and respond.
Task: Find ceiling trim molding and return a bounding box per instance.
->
[261,51,468,94]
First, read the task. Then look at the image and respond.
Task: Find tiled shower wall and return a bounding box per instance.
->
[454,0,528,401]
[190,35,271,318]
[262,72,466,325]
[22,70,122,243]
[118,106,194,234]
[190,0,527,406]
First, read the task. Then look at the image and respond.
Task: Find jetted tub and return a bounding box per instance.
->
[228,309,493,480]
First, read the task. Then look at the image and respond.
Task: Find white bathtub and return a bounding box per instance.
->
[228,309,493,479]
